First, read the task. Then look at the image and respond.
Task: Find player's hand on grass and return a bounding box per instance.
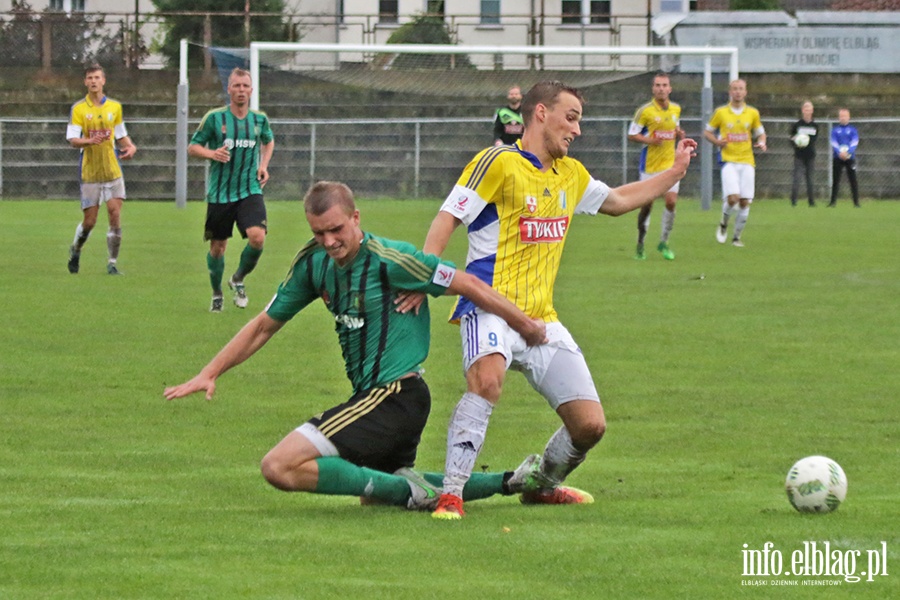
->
[164,375,217,401]
[394,291,426,315]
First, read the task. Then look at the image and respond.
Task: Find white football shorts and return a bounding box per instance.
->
[459,308,600,410]
[80,177,126,209]
[720,162,755,202]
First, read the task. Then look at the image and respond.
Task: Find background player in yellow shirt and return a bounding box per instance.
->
[66,64,137,274]
[704,79,766,247]
[404,81,696,520]
[627,72,683,260]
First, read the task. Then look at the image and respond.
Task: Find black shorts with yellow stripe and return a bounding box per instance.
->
[306,375,431,473]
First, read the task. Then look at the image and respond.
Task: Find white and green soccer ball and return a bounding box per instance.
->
[793,133,810,148]
[785,456,847,513]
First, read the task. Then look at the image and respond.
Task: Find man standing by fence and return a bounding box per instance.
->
[493,85,524,146]
[829,108,860,208]
[66,64,137,275]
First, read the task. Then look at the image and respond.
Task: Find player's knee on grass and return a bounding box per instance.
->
[260,452,305,492]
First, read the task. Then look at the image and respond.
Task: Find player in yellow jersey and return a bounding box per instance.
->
[704,79,766,248]
[65,64,137,275]
[398,80,696,520]
[628,72,683,260]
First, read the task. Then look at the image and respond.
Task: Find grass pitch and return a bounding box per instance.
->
[1,198,897,598]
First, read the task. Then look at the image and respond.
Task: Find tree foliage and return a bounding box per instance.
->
[150,0,289,69]
[729,0,781,9]
[382,15,472,70]
[0,0,137,69]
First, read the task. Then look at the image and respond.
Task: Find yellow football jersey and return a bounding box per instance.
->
[630,99,681,174]
[441,143,609,323]
[67,95,125,183]
[706,104,764,167]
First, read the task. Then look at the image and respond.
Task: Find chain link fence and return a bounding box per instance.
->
[1,116,897,202]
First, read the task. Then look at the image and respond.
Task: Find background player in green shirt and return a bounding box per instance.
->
[188,68,275,312]
[164,181,547,510]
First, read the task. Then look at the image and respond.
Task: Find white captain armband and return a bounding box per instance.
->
[432,264,457,288]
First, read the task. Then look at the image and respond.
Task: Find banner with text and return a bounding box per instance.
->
[673,25,898,73]
[740,27,895,72]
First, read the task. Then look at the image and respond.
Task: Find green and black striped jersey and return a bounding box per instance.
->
[266,232,457,393]
[190,107,274,203]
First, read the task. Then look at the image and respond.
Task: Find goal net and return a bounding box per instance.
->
[177,42,737,205]
[248,43,738,107]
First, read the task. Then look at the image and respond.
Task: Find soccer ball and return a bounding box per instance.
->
[793,133,810,148]
[839,144,850,156]
[785,456,847,513]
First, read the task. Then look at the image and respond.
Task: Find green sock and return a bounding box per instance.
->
[234,244,263,281]
[207,253,225,295]
[423,471,509,501]
[314,457,410,506]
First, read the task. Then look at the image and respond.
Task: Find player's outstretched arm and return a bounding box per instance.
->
[447,270,547,346]
[164,311,285,401]
[600,138,696,216]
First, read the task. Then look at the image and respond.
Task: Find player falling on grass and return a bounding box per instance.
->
[627,72,683,261]
[66,63,137,275]
[188,68,274,312]
[704,79,767,248]
[165,181,551,510]
[397,80,696,520]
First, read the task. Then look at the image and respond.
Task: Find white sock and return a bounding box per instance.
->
[660,208,675,243]
[539,427,588,488]
[441,392,493,498]
[107,227,122,262]
[720,201,733,227]
[734,207,750,240]
[72,223,90,250]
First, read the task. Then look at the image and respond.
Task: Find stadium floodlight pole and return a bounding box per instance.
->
[175,38,189,208]
[248,42,739,111]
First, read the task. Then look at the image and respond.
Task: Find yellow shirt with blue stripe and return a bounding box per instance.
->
[706,104,764,167]
[440,141,610,323]
[629,99,681,174]
[66,95,127,183]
